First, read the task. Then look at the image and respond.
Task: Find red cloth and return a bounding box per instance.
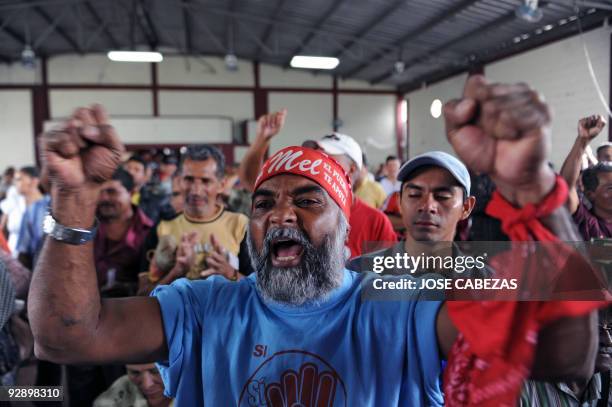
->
[0,232,10,254]
[381,191,400,215]
[444,175,608,406]
[94,207,153,286]
[254,146,352,219]
[347,198,397,258]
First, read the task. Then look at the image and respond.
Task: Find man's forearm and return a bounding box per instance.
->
[533,206,598,380]
[560,137,588,188]
[560,137,589,214]
[531,312,597,381]
[28,190,101,353]
[239,137,269,192]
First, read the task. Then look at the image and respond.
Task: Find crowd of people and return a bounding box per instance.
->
[0,74,609,406]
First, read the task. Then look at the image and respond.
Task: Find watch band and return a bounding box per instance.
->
[43,213,99,245]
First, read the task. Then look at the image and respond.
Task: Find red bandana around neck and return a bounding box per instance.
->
[445,175,609,406]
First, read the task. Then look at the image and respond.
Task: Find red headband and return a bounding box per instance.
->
[254,146,352,219]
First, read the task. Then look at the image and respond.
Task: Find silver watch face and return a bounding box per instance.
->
[43,214,56,234]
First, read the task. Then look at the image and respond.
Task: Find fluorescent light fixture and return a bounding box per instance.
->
[107,51,163,63]
[290,56,339,70]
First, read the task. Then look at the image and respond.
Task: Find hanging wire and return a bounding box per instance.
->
[576,3,612,118]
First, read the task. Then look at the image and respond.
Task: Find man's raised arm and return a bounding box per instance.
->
[438,75,599,381]
[238,109,286,191]
[28,105,167,365]
[559,115,606,214]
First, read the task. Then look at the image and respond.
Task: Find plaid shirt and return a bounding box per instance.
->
[0,260,14,330]
[520,371,611,407]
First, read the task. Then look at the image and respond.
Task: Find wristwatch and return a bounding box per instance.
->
[43,213,99,245]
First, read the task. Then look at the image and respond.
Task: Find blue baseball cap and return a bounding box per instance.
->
[397,151,471,195]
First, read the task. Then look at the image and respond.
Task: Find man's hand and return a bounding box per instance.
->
[577,114,606,141]
[41,105,123,194]
[200,234,238,281]
[255,109,287,143]
[444,75,555,206]
[171,232,198,278]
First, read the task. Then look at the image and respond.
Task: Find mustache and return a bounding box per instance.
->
[186,194,208,201]
[97,201,116,208]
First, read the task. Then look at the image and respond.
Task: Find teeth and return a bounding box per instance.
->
[277,256,296,261]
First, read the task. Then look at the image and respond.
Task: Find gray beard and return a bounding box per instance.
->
[246,216,347,307]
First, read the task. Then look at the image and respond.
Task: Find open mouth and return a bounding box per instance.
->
[271,238,304,267]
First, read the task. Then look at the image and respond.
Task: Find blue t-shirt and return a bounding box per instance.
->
[16,195,50,264]
[152,269,444,406]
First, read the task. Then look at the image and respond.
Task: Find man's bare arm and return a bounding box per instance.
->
[530,206,598,380]
[436,76,599,382]
[559,115,606,214]
[28,106,166,365]
[239,109,286,191]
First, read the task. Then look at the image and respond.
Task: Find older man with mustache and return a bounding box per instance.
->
[29,75,604,406]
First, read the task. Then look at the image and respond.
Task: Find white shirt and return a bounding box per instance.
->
[379,177,401,197]
[0,186,26,256]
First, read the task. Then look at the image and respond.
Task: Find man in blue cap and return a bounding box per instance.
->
[348,150,477,275]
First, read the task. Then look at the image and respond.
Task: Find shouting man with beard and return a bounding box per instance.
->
[29,76,603,406]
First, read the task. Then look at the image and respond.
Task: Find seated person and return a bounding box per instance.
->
[93,363,172,407]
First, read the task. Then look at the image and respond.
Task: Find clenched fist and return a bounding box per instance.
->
[40,105,124,194]
[577,114,606,141]
[444,75,555,205]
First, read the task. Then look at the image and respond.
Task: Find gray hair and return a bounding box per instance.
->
[180,145,225,179]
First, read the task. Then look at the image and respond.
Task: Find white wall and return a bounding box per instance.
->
[405,26,611,168]
[338,94,397,167]
[486,26,610,169]
[0,54,396,168]
[261,65,332,88]
[49,90,153,118]
[158,90,253,122]
[0,62,40,84]
[406,73,468,158]
[44,117,234,145]
[268,92,333,152]
[48,55,151,84]
[158,56,254,86]
[0,91,35,170]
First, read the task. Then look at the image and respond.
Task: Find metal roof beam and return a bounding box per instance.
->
[283,0,348,66]
[84,1,119,49]
[254,0,289,60]
[135,0,159,49]
[333,0,405,59]
[385,9,516,85]
[0,22,25,45]
[342,0,480,80]
[33,4,82,53]
[181,0,192,53]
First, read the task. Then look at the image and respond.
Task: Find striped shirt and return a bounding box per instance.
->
[520,371,610,407]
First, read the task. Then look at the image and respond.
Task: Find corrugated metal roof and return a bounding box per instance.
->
[0,0,608,90]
